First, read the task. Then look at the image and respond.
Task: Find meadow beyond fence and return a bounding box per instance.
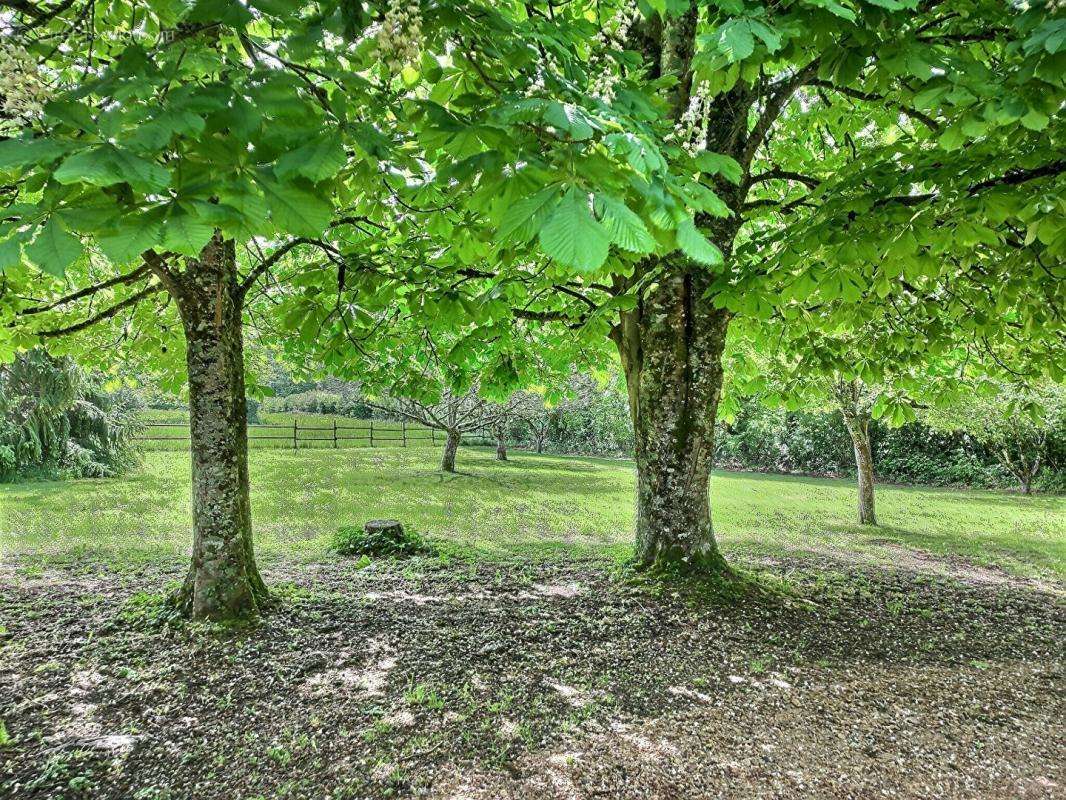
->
[136,412,494,451]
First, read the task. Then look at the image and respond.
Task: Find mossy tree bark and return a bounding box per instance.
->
[614,264,733,576]
[441,428,460,472]
[606,7,752,577]
[169,235,268,620]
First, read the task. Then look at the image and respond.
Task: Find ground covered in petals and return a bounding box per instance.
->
[2,553,1062,799]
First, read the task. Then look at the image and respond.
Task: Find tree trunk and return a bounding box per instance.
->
[171,236,268,621]
[845,415,877,526]
[998,447,1040,495]
[535,431,545,454]
[495,428,508,461]
[614,266,732,576]
[441,429,460,472]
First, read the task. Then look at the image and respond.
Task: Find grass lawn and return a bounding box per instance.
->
[2,445,1063,579]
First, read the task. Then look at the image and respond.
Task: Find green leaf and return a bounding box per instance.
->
[0,138,70,171]
[218,189,272,238]
[538,190,610,272]
[43,100,96,132]
[258,176,333,237]
[497,186,561,244]
[544,103,594,141]
[161,207,215,256]
[912,85,948,110]
[249,0,305,15]
[26,219,82,277]
[53,147,124,187]
[1024,19,1066,55]
[111,150,171,194]
[54,146,169,193]
[0,235,23,271]
[717,20,755,63]
[128,110,205,149]
[676,218,724,267]
[1020,108,1049,131]
[748,20,783,53]
[694,151,743,184]
[804,0,857,22]
[595,195,655,254]
[687,183,731,218]
[98,218,163,264]
[184,0,252,26]
[865,0,917,8]
[275,134,348,182]
[937,124,966,151]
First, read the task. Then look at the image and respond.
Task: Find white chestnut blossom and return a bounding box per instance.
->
[375,0,424,74]
[524,50,560,98]
[589,3,637,104]
[0,42,48,133]
[671,81,710,155]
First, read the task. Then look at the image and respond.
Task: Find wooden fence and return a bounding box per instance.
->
[136,418,494,450]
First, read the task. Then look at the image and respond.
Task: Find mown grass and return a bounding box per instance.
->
[2,445,1062,579]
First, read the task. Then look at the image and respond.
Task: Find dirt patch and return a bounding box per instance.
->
[0,555,1062,799]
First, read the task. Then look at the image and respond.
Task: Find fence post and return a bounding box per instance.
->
[431,428,436,444]
[293,418,298,451]
[369,418,374,448]
[333,419,338,449]
[402,419,407,448]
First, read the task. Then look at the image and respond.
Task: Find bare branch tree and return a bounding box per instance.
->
[368,388,511,472]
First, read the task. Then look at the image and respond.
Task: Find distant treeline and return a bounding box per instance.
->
[229,372,1066,493]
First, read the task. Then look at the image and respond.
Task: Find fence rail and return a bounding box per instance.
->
[135,418,494,451]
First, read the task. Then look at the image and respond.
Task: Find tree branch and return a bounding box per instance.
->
[16,265,150,317]
[745,168,821,191]
[238,237,314,297]
[805,79,939,131]
[740,59,821,172]
[875,161,1065,208]
[36,283,164,338]
[2,0,76,27]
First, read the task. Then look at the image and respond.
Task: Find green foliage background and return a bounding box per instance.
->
[0,350,142,481]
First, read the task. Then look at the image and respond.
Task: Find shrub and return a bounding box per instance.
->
[331,523,435,558]
[522,373,634,457]
[507,378,1063,492]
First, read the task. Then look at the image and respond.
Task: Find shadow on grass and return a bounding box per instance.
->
[713,468,1063,507]
[817,521,1065,578]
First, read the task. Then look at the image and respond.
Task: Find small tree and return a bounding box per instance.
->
[927,385,1065,495]
[379,389,508,473]
[829,379,880,526]
[724,326,957,528]
[490,410,509,461]
[512,392,553,454]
